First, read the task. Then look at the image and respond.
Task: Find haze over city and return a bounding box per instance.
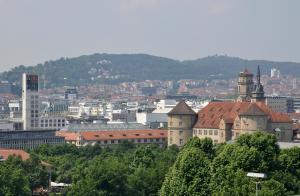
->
[0,0,300,72]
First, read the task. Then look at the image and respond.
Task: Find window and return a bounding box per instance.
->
[111,140,115,144]
[214,140,218,143]
[179,130,183,135]
[179,139,183,145]
[198,130,202,135]
[209,130,213,135]
[204,130,207,135]
[144,139,147,142]
[179,121,183,126]
[137,139,141,143]
[214,130,218,135]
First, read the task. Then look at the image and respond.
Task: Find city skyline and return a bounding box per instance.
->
[0,0,300,71]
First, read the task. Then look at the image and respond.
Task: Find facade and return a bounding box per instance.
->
[57,129,167,147]
[39,117,66,129]
[0,81,12,94]
[193,101,293,143]
[22,73,40,130]
[265,96,288,113]
[167,101,197,147]
[237,69,254,102]
[0,129,65,150]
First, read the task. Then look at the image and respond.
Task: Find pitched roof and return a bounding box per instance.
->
[240,68,253,76]
[194,101,292,129]
[0,149,30,160]
[239,103,266,116]
[59,129,167,141]
[168,101,196,115]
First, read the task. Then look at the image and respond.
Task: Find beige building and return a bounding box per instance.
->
[168,67,294,146]
[167,101,197,147]
[193,101,293,143]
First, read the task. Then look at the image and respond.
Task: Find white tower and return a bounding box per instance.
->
[22,73,40,130]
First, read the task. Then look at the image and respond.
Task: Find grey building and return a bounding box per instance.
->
[0,129,65,150]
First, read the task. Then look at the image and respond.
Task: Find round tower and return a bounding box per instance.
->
[167,101,197,147]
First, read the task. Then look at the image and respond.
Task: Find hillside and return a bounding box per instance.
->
[1,53,300,88]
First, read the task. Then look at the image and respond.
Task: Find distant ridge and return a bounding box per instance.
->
[0,53,299,88]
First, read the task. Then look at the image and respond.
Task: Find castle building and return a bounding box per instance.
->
[237,69,254,102]
[167,66,293,146]
[167,101,196,147]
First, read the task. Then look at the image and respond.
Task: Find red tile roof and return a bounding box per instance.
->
[0,149,30,160]
[194,101,292,129]
[56,131,79,141]
[240,68,253,76]
[81,130,167,141]
[58,129,167,141]
[168,101,196,115]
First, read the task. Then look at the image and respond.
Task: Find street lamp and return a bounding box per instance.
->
[247,172,266,196]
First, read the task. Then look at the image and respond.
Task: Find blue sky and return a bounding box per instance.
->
[0,0,299,71]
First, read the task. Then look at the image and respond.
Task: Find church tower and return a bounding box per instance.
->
[237,69,254,102]
[167,101,196,147]
[251,65,266,103]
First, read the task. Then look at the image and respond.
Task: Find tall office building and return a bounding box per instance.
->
[22,73,40,130]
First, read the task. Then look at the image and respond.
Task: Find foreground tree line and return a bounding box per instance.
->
[1,132,300,195]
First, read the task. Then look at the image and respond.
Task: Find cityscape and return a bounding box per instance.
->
[0,1,300,195]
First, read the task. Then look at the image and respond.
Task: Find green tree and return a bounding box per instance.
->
[160,146,211,196]
[0,164,31,196]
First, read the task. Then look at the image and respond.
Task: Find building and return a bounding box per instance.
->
[167,101,197,147]
[0,149,30,161]
[168,67,294,146]
[237,69,254,102]
[57,129,167,147]
[193,101,292,143]
[251,66,266,103]
[65,88,78,101]
[265,96,288,113]
[22,73,40,130]
[271,68,280,79]
[0,81,12,94]
[0,129,65,150]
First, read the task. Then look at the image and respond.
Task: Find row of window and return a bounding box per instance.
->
[41,119,65,123]
[77,138,166,145]
[193,129,218,136]
[41,123,65,128]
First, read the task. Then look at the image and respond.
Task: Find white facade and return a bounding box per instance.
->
[39,117,66,130]
[22,73,40,130]
[271,68,280,79]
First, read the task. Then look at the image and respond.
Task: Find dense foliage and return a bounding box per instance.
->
[1,54,300,88]
[1,132,300,195]
[161,132,300,196]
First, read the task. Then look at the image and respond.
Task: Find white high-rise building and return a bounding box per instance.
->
[22,73,40,130]
[271,68,280,79]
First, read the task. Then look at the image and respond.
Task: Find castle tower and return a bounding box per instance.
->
[251,65,266,103]
[237,69,254,102]
[167,101,196,147]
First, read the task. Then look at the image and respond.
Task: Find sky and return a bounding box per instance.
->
[0,0,299,72]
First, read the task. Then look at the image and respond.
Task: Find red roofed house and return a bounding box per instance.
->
[0,149,30,161]
[168,67,293,146]
[57,129,167,147]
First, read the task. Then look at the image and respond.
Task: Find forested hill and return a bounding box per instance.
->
[1,53,300,88]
